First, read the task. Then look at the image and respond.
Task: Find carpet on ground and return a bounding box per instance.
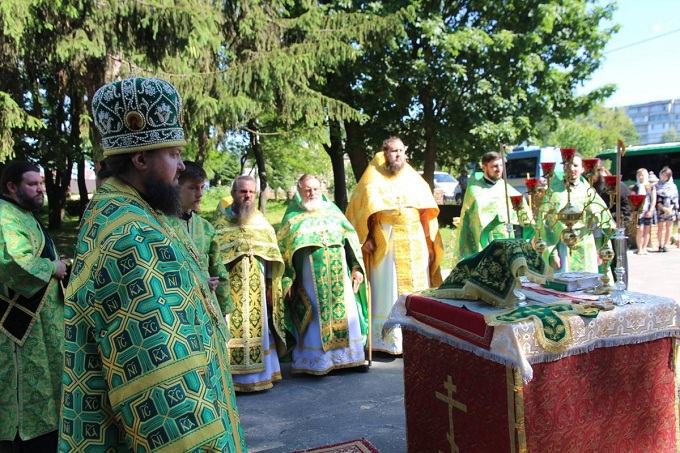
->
[291,438,379,453]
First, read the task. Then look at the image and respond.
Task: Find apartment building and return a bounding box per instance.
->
[625,99,680,144]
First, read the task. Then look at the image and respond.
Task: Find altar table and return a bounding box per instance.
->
[386,290,680,453]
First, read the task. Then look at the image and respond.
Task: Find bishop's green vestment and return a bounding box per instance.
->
[59,177,245,452]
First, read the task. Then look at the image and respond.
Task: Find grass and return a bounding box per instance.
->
[47,215,80,259]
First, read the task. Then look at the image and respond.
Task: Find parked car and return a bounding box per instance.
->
[420,170,461,203]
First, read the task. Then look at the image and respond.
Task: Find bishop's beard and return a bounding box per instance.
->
[143,173,183,216]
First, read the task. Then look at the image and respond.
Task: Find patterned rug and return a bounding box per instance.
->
[291,438,380,453]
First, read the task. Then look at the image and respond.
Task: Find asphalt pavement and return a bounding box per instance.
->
[235,246,680,453]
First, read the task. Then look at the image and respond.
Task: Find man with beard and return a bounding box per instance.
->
[346,137,444,355]
[540,153,614,274]
[166,161,230,316]
[277,175,368,374]
[452,151,531,265]
[213,176,285,392]
[0,161,67,452]
[59,77,246,452]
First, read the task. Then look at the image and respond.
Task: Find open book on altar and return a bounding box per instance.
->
[543,271,600,292]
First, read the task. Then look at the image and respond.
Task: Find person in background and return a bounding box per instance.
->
[166,161,230,315]
[277,174,368,375]
[631,168,656,255]
[59,77,245,452]
[214,175,285,392]
[0,161,67,453]
[345,136,443,355]
[452,151,531,266]
[540,153,615,273]
[654,166,678,253]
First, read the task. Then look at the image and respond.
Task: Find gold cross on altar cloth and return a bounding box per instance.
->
[435,375,468,453]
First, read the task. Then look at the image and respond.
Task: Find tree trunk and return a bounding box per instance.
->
[76,157,89,216]
[344,120,369,183]
[421,91,437,191]
[325,120,348,210]
[248,120,268,214]
[195,126,209,165]
[45,167,70,229]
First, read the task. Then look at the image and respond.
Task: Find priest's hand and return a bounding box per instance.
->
[362,237,376,255]
[53,259,68,280]
[207,276,220,292]
[351,268,364,293]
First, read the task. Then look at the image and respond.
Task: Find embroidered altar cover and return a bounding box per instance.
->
[387,289,680,381]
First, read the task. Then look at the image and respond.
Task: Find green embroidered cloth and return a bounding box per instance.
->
[425,239,549,308]
[213,207,287,373]
[485,303,603,353]
[277,194,368,353]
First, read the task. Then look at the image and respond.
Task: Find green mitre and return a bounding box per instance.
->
[92,77,186,156]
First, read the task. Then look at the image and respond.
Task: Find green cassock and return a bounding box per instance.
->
[540,177,615,274]
[453,176,531,266]
[59,178,245,453]
[166,212,232,316]
[277,195,368,353]
[0,197,64,442]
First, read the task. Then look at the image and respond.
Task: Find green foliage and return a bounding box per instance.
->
[546,104,640,157]
[661,127,680,144]
[320,0,618,186]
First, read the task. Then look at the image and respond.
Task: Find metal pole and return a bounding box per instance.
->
[500,143,513,238]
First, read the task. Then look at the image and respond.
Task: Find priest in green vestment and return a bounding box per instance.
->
[214,175,286,392]
[278,174,368,375]
[59,77,245,453]
[166,161,231,316]
[0,161,68,451]
[453,151,532,266]
[539,153,615,274]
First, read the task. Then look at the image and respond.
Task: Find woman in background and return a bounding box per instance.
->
[631,168,656,255]
[655,166,679,252]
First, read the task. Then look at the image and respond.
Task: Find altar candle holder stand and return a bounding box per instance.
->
[512,149,619,294]
[605,193,646,305]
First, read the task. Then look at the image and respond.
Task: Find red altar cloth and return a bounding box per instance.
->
[401,291,680,453]
[404,331,677,452]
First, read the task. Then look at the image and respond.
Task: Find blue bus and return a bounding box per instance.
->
[597,142,680,192]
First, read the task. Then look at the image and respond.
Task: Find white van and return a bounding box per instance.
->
[505,146,565,194]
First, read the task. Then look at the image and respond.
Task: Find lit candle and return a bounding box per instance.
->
[627,194,646,210]
[604,175,619,191]
[541,162,556,177]
[560,148,576,162]
[582,158,600,172]
[510,195,524,211]
[525,178,540,192]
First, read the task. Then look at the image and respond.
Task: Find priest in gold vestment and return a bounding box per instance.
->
[346,137,444,354]
[214,176,286,392]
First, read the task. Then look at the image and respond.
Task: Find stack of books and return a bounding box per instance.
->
[543,272,600,292]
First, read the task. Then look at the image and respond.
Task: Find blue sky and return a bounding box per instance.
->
[578,0,680,107]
